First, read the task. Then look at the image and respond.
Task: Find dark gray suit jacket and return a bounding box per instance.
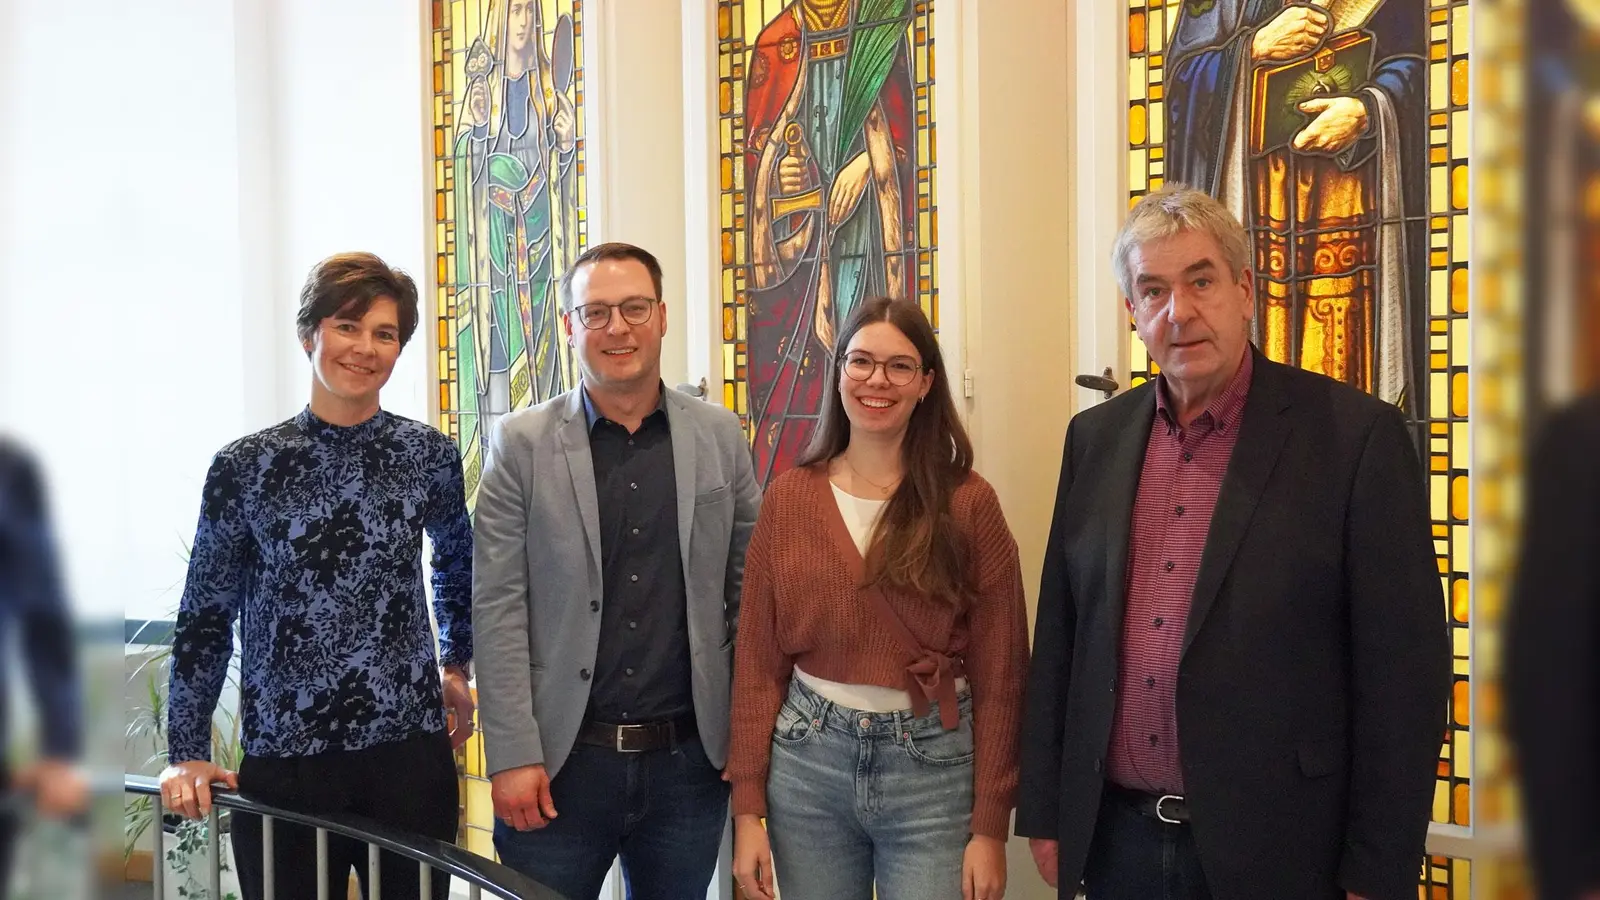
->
[1017,353,1449,900]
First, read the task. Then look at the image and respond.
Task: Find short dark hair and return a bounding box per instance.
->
[295,252,420,348]
[557,242,664,311]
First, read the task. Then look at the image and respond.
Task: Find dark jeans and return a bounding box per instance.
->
[1083,789,1213,900]
[231,729,458,900]
[493,734,729,900]
[0,766,12,896]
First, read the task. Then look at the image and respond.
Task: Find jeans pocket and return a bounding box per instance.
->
[903,719,975,767]
[772,698,817,747]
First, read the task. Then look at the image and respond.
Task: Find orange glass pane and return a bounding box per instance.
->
[1129,12,1147,54]
[1450,475,1468,520]
[1452,579,1469,622]
[1451,60,1469,107]
[1452,681,1470,726]
[1451,267,1469,313]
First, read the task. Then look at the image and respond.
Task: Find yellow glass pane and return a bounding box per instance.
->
[1453,524,1471,571]
[1430,269,1447,317]
[1451,164,1467,211]
[1452,6,1469,56]
[1129,58,1147,102]
[1452,110,1468,160]
[1430,61,1447,110]
[1130,149,1148,192]
[1150,101,1165,144]
[1130,103,1147,145]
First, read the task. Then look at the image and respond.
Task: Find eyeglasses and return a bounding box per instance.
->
[569,297,658,331]
[839,351,925,386]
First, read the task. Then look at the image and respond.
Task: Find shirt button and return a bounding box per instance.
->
[621,712,630,720]
[579,668,592,681]
[630,574,640,583]
[1175,505,1186,516]
[630,482,638,491]
[625,667,635,676]
[628,620,638,629]
[628,439,635,446]
[1164,561,1175,572]
[859,717,872,729]
[1145,676,1156,688]
[1154,617,1165,628]
[1182,452,1193,462]
[590,600,600,612]
[1149,734,1159,746]
[632,527,640,536]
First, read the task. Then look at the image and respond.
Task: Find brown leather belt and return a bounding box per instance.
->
[1105,783,1191,824]
[577,716,697,753]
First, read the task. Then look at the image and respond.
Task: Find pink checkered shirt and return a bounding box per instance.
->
[1106,351,1254,795]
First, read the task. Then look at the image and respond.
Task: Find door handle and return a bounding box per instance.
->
[1074,367,1120,399]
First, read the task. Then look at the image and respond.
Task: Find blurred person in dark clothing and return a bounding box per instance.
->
[0,439,86,890]
[1506,392,1600,900]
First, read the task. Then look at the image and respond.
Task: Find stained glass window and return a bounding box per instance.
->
[433,0,589,512]
[1127,1,1472,891]
[430,0,588,860]
[717,0,938,484]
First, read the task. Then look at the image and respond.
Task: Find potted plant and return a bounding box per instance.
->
[125,620,244,900]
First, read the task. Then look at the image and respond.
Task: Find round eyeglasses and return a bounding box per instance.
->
[569,297,658,331]
[839,351,925,386]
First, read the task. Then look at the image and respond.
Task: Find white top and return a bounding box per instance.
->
[792,484,965,713]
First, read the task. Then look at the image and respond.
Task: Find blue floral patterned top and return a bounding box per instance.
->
[166,408,473,763]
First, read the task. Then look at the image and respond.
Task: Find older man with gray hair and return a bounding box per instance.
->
[1016,184,1448,900]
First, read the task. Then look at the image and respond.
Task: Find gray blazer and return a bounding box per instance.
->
[472,386,760,778]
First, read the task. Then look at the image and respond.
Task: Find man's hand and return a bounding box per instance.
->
[12,758,87,819]
[1292,96,1370,154]
[491,764,558,831]
[827,153,873,228]
[441,665,475,749]
[1028,838,1059,888]
[1251,3,1331,62]
[159,760,239,820]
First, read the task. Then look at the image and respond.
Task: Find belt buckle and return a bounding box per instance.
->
[614,725,641,753]
[1155,794,1185,824]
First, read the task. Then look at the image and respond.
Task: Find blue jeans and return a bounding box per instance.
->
[764,678,975,900]
[493,733,729,900]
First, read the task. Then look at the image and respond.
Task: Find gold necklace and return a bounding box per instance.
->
[843,453,900,496]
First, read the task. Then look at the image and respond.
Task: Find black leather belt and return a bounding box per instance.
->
[1106,783,1190,824]
[577,716,697,753]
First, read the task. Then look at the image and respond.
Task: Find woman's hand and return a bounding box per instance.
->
[732,814,778,900]
[963,834,1007,900]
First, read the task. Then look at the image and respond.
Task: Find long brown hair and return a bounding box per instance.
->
[798,297,976,609]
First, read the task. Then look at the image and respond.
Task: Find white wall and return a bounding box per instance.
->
[0,1,250,624]
[0,0,436,624]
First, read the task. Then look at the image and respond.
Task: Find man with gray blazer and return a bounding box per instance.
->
[473,242,760,900]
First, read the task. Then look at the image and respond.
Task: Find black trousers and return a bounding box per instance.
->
[231,730,458,900]
[1083,789,1213,900]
